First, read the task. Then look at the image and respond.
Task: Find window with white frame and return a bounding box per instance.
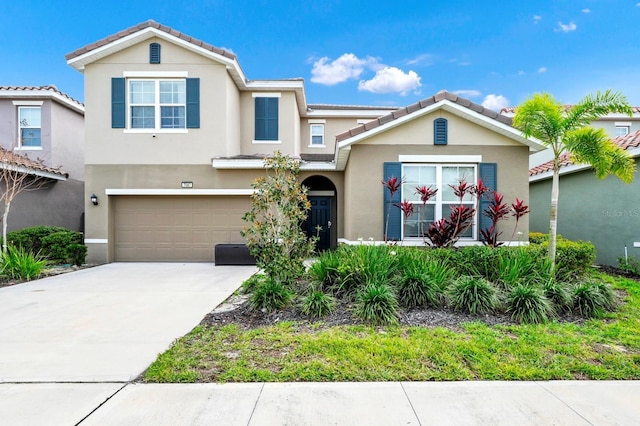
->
[18,106,42,147]
[310,124,325,146]
[615,125,630,137]
[401,164,477,239]
[129,79,185,129]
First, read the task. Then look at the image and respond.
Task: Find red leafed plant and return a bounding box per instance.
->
[395,200,415,219]
[382,176,405,241]
[480,192,510,247]
[510,198,530,239]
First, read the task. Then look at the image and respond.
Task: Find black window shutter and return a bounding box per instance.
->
[434,118,448,145]
[383,162,402,241]
[186,78,200,128]
[149,43,161,64]
[111,78,126,129]
[266,98,278,140]
[478,162,497,232]
[255,97,279,140]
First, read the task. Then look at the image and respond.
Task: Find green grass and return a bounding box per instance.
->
[143,275,640,383]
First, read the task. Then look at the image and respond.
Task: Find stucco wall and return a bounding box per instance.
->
[529,159,640,266]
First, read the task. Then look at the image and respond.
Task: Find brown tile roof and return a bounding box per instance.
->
[529,130,640,176]
[501,105,640,114]
[65,20,236,61]
[0,147,68,179]
[307,104,400,111]
[300,154,335,162]
[0,85,84,108]
[335,90,512,143]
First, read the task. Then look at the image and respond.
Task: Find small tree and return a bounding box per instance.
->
[0,148,51,252]
[241,151,315,285]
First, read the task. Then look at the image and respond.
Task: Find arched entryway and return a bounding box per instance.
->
[301,175,337,251]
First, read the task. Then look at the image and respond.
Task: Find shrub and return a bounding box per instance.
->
[249,278,295,312]
[5,226,70,254]
[507,283,554,324]
[543,280,572,313]
[41,231,84,264]
[423,257,456,290]
[394,265,443,308]
[495,246,553,289]
[241,273,267,294]
[67,244,88,266]
[353,282,399,325]
[555,239,596,280]
[572,282,607,318]
[618,256,640,275]
[299,290,336,318]
[453,246,501,280]
[593,281,616,311]
[0,246,48,281]
[447,276,499,315]
[528,232,548,245]
[5,226,85,265]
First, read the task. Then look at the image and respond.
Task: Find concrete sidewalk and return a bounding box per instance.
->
[2,380,639,425]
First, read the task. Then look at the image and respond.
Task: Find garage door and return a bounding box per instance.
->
[113,196,250,262]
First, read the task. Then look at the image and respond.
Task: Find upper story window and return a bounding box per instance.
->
[310,124,325,146]
[401,164,477,239]
[615,125,630,137]
[18,106,42,148]
[129,79,185,129]
[254,94,279,142]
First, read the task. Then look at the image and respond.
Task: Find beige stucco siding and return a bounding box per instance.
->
[51,101,84,179]
[225,75,241,157]
[84,37,232,165]
[300,117,376,155]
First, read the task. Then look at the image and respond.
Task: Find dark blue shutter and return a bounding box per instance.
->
[149,43,161,64]
[434,118,448,145]
[111,78,126,129]
[478,163,497,232]
[383,162,402,241]
[255,97,278,140]
[186,78,200,129]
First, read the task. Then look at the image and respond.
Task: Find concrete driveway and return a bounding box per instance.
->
[0,262,257,383]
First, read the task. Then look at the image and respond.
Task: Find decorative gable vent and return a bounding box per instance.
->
[149,43,161,64]
[434,118,448,145]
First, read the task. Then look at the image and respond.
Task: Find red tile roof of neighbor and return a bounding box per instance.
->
[529,130,640,176]
[0,85,83,107]
[501,106,640,114]
[335,90,512,143]
[64,20,236,61]
[0,147,68,179]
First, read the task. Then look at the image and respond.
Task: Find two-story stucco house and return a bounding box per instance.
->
[66,20,543,264]
[0,86,85,232]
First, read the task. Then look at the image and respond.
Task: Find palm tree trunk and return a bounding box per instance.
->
[548,165,560,268]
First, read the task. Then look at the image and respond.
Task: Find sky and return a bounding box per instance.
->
[3,0,640,111]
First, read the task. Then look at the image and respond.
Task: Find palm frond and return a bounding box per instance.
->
[512,93,564,147]
[564,90,633,131]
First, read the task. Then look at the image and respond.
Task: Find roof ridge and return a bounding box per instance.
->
[0,85,84,108]
[0,146,68,177]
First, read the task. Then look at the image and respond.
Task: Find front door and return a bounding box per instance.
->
[305,197,332,251]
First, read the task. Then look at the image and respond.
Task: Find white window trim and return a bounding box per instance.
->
[17,105,42,149]
[252,140,282,144]
[12,100,44,106]
[615,122,632,127]
[309,119,326,124]
[399,155,482,163]
[252,92,281,98]
[127,79,186,131]
[123,71,188,78]
[401,163,478,241]
[309,123,325,147]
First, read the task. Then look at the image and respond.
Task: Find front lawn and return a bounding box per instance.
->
[143,274,640,383]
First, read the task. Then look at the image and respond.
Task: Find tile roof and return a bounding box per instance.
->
[65,20,236,61]
[529,130,640,176]
[307,104,400,111]
[335,90,512,143]
[501,105,640,114]
[0,85,84,109]
[0,147,68,179]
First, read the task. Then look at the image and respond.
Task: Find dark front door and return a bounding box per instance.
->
[305,197,332,251]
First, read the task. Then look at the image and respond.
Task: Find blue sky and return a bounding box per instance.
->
[3,0,640,110]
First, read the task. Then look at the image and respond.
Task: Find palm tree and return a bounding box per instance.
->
[513,90,636,267]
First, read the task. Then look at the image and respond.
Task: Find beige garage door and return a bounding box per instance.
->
[113,196,250,262]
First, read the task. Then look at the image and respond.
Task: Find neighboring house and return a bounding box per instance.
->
[0,86,85,232]
[66,20,543,264]
[529,131,640,266]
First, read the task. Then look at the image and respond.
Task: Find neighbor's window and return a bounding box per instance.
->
[401,164,477,239]
[129,79,185,129]
[18,106,42,147]
[310,124,324,146]
[615,125,630,137]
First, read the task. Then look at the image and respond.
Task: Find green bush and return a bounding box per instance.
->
[543,280,572,313]
[299,290,336,318]
[447,276,499,315]
[353,282,399,325]
[453,246,502,280]
[507,283,555,324]
[241,273,267,294]
[555,239,596,280]
[393,265,443,308]
[617,256,640,275]
[41,231,84,264]
[5,226,69,254]
[572,282,607,318]
[528,232,548,245]
[249,278,295,313]
[67,244,88,267]
[5,226,86,265]
[0,246,48,281]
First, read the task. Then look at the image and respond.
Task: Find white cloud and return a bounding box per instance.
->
[533,15,542,24]
[581,8,591,13]
[310,53,375,85]
[518,70,526,76]
[556,21,577,32]
[538,67,548,73]
[482,94,510,111]
[358,67,422,95]
[406,53,433,66]
[453,90,481,98]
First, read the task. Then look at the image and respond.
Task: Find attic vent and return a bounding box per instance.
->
[149,43,161,64]
[434,118,448,145]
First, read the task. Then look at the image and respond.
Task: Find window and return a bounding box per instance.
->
[401,164,477,239]
[254,97,279,141]
[310,124,324,146]
[615,126,630,137]
[18,107,42,147]
[129,80,185,129]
